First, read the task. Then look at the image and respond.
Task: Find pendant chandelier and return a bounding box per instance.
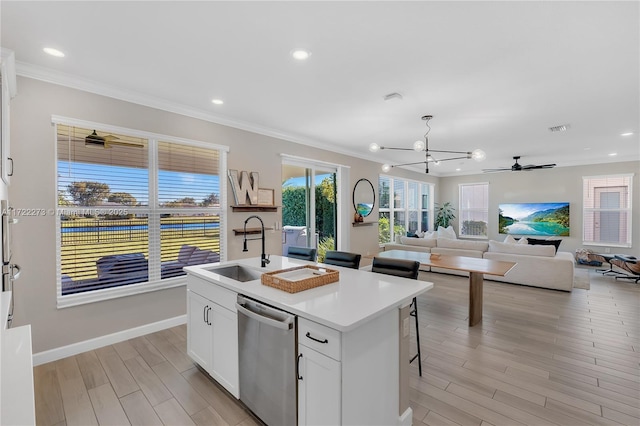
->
[369,115,486,174]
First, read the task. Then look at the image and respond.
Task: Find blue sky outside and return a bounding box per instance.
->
[499,203,569,220]
[283,173,333,188]
[58,161,219,205]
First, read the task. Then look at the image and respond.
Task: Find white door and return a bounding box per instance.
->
[187,290,212,371]
[210,303,239,398]
[297,345,341,426]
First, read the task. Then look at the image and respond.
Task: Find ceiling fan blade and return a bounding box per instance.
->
[522,163,556,170]
[105,140,145,148]
[482,168,511,173]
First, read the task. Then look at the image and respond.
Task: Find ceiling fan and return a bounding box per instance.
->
[483,156,556,173]
[85,130,144,148]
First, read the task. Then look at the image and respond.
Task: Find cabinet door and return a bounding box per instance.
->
[187,290,212,371]
[210,303,239,398]
[298,344,341,426]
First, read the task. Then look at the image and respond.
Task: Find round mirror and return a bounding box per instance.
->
[353,178,376,217]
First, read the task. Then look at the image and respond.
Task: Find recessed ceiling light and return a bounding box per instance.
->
[291,49,311,60]
[43,47,65,57]
[620,132,634,136]
[608,152,617,156]
[211,99,224,105]
[455,168,461,171]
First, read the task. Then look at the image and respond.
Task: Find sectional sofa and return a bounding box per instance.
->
[382,236,574,291]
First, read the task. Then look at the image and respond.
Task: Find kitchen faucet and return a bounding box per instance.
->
[242,215,270,267]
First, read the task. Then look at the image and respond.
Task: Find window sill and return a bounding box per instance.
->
[57,276,186,309]
[582,242,632,249]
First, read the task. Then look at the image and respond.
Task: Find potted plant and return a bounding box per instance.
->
[435,202,456,229]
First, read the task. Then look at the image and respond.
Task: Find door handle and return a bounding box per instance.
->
[7,158,13,177]
[297,353,303,380]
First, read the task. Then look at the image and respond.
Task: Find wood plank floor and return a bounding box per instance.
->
[33,269,640,425]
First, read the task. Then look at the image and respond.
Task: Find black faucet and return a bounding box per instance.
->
[242,215,270,267]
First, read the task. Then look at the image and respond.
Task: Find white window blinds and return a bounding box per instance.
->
[582,174,633,247]
[459,183,489,238]
[56,124,225,299]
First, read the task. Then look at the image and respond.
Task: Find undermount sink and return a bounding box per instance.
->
[205,265,262,282]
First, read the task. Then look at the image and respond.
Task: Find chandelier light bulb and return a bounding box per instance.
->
[471,149,486,161]
[413,140,425,151]
[369,143,380,153]
[381,164,391,173]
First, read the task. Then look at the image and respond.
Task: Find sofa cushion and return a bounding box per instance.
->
[400,236,437,248]
[436,238,489,252]
[488,240,556,257]
[188,248,214,265]
[178,245,197,264]
[527,238,562,253]
[437,226,457,239]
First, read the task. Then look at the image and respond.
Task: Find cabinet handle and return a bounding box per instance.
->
[297,353,303,380]
[204,305,209,325]
[207,307,212,325]
[8,158,13,177]
[305,332,328,344]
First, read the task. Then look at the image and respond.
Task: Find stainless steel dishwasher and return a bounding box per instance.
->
[237,295,297,426]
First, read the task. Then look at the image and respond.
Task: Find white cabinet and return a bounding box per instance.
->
[0,48,17,187]
[186,276,239,398]
[297,344,341,426]
[186,290,213,371]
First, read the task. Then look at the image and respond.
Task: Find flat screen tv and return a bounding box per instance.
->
[499,202,570,236]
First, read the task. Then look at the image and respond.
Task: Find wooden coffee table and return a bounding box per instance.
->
[378,250,516,326]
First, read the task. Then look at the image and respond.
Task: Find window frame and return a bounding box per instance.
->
[582,174,633,248]
[458,182,489,239]
[378,175,433,244]
[53,116,229,308]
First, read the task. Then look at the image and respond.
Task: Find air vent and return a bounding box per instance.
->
[549,124,571,132]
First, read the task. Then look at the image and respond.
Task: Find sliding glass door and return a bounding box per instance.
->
[282,161,337,260]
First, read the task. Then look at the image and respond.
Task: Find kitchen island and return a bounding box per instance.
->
[185,255,433,426]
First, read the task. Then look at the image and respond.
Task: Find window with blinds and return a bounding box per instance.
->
[56,124,225,301]
[582,174,633,247]
[459,183,489,238]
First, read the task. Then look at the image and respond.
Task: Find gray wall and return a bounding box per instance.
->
[437,162,640,256]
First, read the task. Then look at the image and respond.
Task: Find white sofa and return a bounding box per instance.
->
[382,236,574,291]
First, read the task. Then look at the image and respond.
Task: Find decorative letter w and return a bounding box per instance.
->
[228,170,259,205]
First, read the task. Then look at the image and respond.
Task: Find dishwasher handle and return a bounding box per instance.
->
[236,300,294,331]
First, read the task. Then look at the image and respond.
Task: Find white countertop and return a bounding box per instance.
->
[185,256,433,332]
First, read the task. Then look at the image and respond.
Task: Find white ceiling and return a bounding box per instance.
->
[2,1,638,176]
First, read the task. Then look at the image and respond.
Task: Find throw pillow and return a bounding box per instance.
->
[517,237,528,245]
[423,230,437,239]
[527,237,561,253]
[437,225,457,239]
[503,235,517,244]
[406,232,419,238]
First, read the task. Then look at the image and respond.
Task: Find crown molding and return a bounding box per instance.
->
[15,61,372,163]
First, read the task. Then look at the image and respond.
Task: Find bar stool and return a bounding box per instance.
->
[323,250,362,269]
[286,246,317,261]
[371,256,422,376]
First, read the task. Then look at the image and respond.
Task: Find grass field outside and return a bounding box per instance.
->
[60,216,220,280]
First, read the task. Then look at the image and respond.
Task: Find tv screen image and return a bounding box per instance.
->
[499,202,570,236]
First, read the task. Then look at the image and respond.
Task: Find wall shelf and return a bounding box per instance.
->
[233,227,274,235]
[352,222,377,227]
[231,205,279,212]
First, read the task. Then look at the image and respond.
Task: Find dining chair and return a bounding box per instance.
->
[371,256,422,376]
[323,250,362,269]
[286,246,317,261]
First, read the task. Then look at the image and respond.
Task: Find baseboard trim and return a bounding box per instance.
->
[32,315,187,366]
[399,407,413,426]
